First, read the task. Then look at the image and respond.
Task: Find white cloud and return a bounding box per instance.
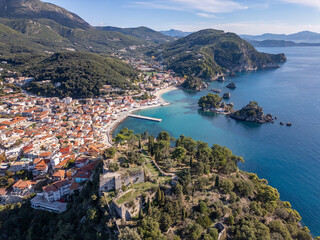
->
[196,13,216,18]
[171,0,247,13]
[130,1,184,11]
[130,0,247,13]
[281,0,320,9]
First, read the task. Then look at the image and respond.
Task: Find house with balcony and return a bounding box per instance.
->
[12,179,35,196]
[42,179,72,203]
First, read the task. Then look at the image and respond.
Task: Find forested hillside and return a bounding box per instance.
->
[24,52,138,98]
[0,131,314,240]
[149,29,286,81]
[97,26,173,44]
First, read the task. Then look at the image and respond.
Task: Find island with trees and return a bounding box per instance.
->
[198,94,273,124]
[198,93,234,114]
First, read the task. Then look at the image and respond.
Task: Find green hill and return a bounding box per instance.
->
[24,52,138,98]
[0,0,90,29]
[149,29,287,81]
[97,26,174,44]
[0,17,147,63]
[0,0,149,65]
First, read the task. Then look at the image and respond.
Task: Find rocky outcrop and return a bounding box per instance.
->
[226,82,236,89]
[223,92,231,99]
[182,76,208,91]
[211,88,221,93]
[229,101,273,124]
[220,102,227,109]
[216,76,225,82]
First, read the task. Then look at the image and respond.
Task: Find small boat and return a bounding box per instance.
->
[286,122,292,126]
[211,88,221,93]
[280,122,284,125]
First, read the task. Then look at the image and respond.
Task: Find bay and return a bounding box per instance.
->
[115,47,320,235]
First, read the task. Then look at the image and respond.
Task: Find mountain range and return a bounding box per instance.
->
[0,0,286,97]
[241,31,320,43]
[160,29,193,38]
[247,40,320,48]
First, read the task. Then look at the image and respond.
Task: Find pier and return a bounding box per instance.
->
[128,114,162,122]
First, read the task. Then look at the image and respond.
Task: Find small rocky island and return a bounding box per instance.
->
[226,82,236,89]
[229,101,273,123]
[223,92,231,99]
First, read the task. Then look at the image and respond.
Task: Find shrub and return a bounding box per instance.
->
[219,179,234,193]
[234,180,254,197]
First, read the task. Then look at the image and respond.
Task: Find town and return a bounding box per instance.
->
[0,60,185,214]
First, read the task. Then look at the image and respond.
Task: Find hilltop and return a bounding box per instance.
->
[149,29,286,85]
[97,26,173,44]
[24,52,138,98]
[0,0,90,29]
[0,0,149,65]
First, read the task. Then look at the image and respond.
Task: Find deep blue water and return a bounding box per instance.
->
[115,47,320,235]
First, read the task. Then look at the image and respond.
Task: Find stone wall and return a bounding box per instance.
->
[112,190,141,220]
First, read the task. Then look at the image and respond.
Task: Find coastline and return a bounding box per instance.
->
[153,86,179,102]
[105,86,179,146]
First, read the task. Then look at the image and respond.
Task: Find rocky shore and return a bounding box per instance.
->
[228,101,273,124]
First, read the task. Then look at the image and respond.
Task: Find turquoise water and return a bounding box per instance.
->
[115,47,320,235]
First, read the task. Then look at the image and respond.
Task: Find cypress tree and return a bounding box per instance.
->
[215,175,220,188]
[156,187,161,204]
[139,208,144,219]
[182,208,187,221]
[159,190,165,206]
[147,198,152,215]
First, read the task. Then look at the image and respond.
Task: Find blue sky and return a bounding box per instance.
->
[45,0,320,34]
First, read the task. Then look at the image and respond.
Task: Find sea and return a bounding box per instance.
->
[114,47,320,235]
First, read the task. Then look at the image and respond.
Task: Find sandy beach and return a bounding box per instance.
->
[104,85,179,146]
[153,86,179,102]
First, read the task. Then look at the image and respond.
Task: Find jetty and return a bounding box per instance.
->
[129,114,162,122]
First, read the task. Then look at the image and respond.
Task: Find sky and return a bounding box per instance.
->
[45,0,320,35]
